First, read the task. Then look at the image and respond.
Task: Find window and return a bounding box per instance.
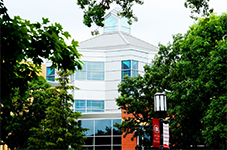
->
[104,15,118,33]
[75,100,104,113]
[87,72,104,80]
[75,100,86,113]
[121,60,138,81]
[82,120,94,136]
[75,61,86,80]
[87,62,104,71]
[75,61,104,80]
[121,17,131,34]
[81,119,122,149]
[149,63,154,68]
[46,67,55,81]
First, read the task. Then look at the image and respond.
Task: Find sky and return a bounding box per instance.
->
[4,0,227,47]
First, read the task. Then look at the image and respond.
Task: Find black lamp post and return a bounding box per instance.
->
[154,92,167,149]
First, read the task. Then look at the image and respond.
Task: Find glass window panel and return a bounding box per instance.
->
[122,70,131,79]
[75,100,86,108]
[121,27,131,33]
[75,109,86,113]
[113,119,122,135]
[87,110,104,113]
[46,76,55,82]
[82,61,86,70]
[81,120,94,136]
[75,71,86,80]
[104,15,118,26]
[113,146,122,150]
[87,100,104,109]
[46,67,55,75]
[95,137,111,145]
[87,72,104,80]
[70,74,74,82]
[87,62,104,71]
[121,18,130,33]
[121,17,130,27]
[95,146,111,150]
[95,120,111,136]
[46,67,55,81]
[84,137,94,145]
[122,60,131,69]
[76,61,86,70]
[104,26,118,33]
[81,146,93,150]
[132,60,138,69]
[132,70,138,77]
[113,137,121,145]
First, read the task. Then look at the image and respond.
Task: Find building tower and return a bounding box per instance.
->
[44,9,158,150]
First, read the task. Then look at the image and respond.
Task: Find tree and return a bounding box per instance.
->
[0,1,83,148]
[0,0,219,148]
[1,75,53,149]
[27,70,87,149]
[115,13,227,149]
[76,0,214,27]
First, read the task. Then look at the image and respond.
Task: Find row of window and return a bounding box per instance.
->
[121,60,138,81]
[75,60,139,81]
[81,119,121,150]
[103,15,131,34]
[46,60,141,82]
[75,61,105,80]
[75,100,104,113]
[81,119,121,136]
[81,119,122,149]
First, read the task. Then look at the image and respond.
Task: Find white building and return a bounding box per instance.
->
[44,9,158,150]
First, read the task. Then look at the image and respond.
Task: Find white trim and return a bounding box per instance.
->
[79,112,121,119]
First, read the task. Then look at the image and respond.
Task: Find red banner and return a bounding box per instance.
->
[152,118,160,148]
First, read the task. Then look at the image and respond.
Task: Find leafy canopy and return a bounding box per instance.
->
[0,1,83,149]
[77,0,214,27]
[27,70,87,149]
[116,13,227,149]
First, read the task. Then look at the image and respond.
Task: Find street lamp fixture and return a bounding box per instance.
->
[153,92,169,149]
[154,92,167,112]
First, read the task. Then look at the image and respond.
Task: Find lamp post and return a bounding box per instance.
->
[154,92,167,113]
[154,92,167,149]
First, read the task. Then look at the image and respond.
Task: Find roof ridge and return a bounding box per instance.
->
[79,33,104,44]
[119,32,129,45]
[79,31,158,51]
[80,31,123,44]
[121,32,158,49]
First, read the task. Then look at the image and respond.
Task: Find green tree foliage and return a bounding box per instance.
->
[0,1,83,149]
[27,70,87,149]
[1,75,52,149]
[184,0,214,19]
[77,0,214,27]
[116,13,227,149]
[115,73,157,149]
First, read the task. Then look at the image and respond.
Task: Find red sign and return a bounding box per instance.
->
[152,118,160,148]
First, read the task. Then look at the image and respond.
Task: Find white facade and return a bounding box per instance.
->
[72,46,157,115]
[71,9,158,119]
[43,9,158,149]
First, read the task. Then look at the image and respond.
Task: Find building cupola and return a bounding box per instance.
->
[103,9,131,34]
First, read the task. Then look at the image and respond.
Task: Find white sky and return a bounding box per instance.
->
[5,0,227,47]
